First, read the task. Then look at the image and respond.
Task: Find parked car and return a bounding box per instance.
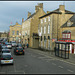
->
[1,45,8,49]
[11,41,17,47]
[14,47,25,55]
[6,43,12,49]
[1,49,11,54]
[0,53,14,65]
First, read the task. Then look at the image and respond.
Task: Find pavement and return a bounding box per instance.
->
[29,48,75,65]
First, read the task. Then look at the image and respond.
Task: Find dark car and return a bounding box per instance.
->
[17,43,24,49]
[14,47,25,55]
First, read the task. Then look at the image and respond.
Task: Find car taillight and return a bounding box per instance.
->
[23,50,24,52]
[11,57,13,59]
[1,58,3,60]
[16,50,18,52]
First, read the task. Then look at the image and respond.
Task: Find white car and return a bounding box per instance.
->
[0,53,14,65]
[11,41,17,47]
[1,49,11,55]
[6,43,12,49]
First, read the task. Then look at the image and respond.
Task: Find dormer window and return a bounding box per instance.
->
[67,21,71,26]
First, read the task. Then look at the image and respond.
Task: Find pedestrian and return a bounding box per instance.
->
[27,43,29,48]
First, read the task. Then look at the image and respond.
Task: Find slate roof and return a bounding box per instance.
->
[26,13,36,20]
[61,14,75,28]
[39,8,75,19]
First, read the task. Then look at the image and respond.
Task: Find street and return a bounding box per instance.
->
[0,47,75,74]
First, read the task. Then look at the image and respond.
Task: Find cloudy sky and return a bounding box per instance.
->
[0,1,75,32]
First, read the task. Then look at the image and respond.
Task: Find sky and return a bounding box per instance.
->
[0,1,75,32]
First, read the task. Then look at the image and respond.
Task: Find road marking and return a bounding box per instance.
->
[52,63,56,65]
[32,50,75,66]
[67,69,74,73]
[58,66,63,69]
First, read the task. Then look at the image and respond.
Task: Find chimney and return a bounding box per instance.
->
[38,3,43,9]
[22,18,24,23]
[59,5,65,13]
[28,12,31,18]
[47,11,50,14]
[35,6,40,12]
[35,3,43,12]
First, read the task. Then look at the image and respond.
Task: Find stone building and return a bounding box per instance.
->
[0,32,8,39]
[22,3,45,48]
[39,5,75,51]
[9,22,22,43]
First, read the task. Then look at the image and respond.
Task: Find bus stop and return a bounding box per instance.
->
[55,41,72,59]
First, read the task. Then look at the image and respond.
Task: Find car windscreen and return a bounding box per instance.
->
[2,46,8,49]
[17,48,23,50]
[2,50,10,53]
[2,55,11,60]
[18,44,22,46]
[12,42,16,44]
[7,44,11,45]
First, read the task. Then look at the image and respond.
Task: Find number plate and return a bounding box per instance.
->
[5,61,9,63]
[19,52,22,54]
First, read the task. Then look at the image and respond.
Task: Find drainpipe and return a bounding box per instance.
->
[51,15,53,51]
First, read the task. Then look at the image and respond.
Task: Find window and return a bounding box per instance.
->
[62,33,71,39]
[44,26,46,34]
[41,27,42,34]
[17,31,19,35]
[66,34,67,38]
[41,36,42,41]
[63,34,65,38]
[67,21,71,26]
[44,36,46,40]
[48,36,50,40]
[44,18,46,22]
[41,19,43,23]
[48,16,50,21]
[25,31,27,36]
[68,34,70,38]
[12,31,15,35]
[48,25,50,34]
